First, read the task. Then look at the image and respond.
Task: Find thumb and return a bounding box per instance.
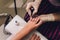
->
[33,9,37,15]
[26,3,32,16]
[35,20,42,27]
[28,10,31,16]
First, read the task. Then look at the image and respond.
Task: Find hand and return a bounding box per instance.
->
[26,17,42,29]
[26,1,40,16]
[29,33,41,40]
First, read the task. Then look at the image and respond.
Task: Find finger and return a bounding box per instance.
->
[28,10,31,16]
[32,18,39,22]
[26,3,32,16]
[35,20,42,27]
[32,17,40,24]
[31,18,36,22]
[30,17,32,21]
[26,3,31,12]
[34,18,38,22]
[30,17,32,20]
[34,17,40,23]
[33,8,37,16]
[32,18,37,22]
[36,17,40,22]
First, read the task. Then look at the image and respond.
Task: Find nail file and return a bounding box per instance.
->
[30,6,34,17]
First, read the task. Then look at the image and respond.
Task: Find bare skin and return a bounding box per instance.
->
[26,0,42,16]
[11,17,42,40]
[11,0,60,40]
[26,0,60,21]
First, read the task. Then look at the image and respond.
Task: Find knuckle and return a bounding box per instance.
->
[26,7,28,10]
[26,8,28,11]
[28,3,31,5]
[34,10,37,13]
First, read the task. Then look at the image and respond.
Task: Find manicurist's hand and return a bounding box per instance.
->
[26,0,42,16]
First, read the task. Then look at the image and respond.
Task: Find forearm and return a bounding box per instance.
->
[46,13,60,21]
[39,13,60,21]
[47,13,60,21]
[11,25,34,40]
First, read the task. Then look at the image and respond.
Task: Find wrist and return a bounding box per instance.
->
[47,14,55,21]
[25,25,35,31]
[39,14,55,21]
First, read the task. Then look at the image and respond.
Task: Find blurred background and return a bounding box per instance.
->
[0,0,33,26]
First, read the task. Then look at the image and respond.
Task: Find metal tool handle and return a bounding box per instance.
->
[30,6,34,16]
